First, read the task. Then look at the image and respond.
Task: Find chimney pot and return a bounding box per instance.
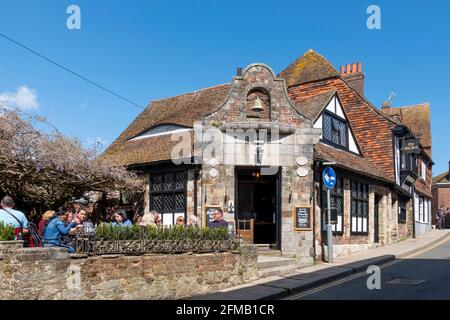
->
[340,66,345,75]
[352,63,357,73]
[236,67,243,76]
[357,62,362,73]
[346,64,351,74]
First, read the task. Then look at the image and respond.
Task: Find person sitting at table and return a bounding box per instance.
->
[207,208,229,228]
[42,207,77,253]
[112,210,133,227]
[176,216,185,226]
[187,215,198,227]
[38,210,55,237]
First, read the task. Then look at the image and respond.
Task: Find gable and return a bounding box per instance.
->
[313,94,361,155]
[279,49,340,87]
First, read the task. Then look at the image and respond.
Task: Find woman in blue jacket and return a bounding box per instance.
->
[43,207,77,253]
[112,210,133,227]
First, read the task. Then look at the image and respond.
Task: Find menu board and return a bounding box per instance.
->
[294,206,312,231]
[203,205,221,227]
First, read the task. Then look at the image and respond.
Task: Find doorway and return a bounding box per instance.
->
[374,194,381,243]
[235,167,280,248]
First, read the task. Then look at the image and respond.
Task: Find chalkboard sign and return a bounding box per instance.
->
[203,205,222,227]
[294,206,312,231]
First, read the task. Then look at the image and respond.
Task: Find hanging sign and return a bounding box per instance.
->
[402,138,421,154]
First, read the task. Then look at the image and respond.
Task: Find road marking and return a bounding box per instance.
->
[283,235,450,300]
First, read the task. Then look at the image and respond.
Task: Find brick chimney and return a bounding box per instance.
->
[340,62,364,96]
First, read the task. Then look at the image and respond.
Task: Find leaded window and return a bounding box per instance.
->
[398,198,407,224]
[322,177,344,233]
[323,112,348,148]
[351,181,369,235]
[150,170,186,225]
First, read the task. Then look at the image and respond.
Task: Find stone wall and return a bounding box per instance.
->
[0,244,258,300]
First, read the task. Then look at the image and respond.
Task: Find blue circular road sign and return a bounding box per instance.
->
[323,167,337,189]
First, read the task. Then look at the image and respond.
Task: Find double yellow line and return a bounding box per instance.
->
[283,235,450,300]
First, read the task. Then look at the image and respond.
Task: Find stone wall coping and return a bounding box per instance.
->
[0,240,24,245]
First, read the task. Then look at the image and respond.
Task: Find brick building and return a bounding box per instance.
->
[432,162,450,227]
[104,50,433,261]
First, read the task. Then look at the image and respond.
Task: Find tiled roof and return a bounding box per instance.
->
[292,89,336,121]
[279,50,340,87]
[103,84,230,165]
[433,171,450,184]
[382,103,432,157]
[314,142,390,182]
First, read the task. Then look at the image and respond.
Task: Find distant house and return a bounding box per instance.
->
[432,162,450,227]
[381,103,433,236]
[104,50,433,261]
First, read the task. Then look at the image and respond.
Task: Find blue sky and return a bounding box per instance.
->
[0,0,449,174]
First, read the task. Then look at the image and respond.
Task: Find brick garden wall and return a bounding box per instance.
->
[0,243,258,300]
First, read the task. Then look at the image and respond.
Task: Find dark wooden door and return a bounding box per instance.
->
[374,195,380,243]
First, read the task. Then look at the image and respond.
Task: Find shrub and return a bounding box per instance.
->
[94,223,229,241]
[0,223,15,241]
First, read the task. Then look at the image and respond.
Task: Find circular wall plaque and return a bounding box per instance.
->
[209,158,219,167]
[297,167,309,177]
[209,168,219,178]
[296,156,308,166]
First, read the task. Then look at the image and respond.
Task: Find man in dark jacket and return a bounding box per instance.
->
[208,208,228,228]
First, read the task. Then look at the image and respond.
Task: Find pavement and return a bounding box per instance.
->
[191,229,450,300]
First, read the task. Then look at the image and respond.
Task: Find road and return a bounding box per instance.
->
[285,238,450,300]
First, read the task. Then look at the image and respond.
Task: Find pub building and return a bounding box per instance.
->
[104,50,433,262]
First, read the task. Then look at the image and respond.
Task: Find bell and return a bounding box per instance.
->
[252,96,264,112]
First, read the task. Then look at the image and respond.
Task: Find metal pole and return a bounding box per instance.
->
[327,188,333,263]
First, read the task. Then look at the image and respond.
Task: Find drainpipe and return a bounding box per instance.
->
[194,167,198,217]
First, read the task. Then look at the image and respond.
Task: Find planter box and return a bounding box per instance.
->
[85,239,239,255]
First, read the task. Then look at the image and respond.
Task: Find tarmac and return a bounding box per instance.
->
[191,229,450,300]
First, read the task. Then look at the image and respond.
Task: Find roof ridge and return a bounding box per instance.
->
[389,102,430,110]
[149,83,230,104]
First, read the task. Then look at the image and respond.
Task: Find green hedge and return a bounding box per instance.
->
[0,223,15,241]
[95,223,230,241]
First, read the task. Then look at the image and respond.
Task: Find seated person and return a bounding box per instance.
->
[112,210,132,227]
[38,210,55,237]
[43,207,77,253]
[0,196,29,238]
[207,208,229,228]
[176,216,185,226]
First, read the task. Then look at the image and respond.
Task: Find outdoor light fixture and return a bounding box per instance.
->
[252,171,261,178]
[252,96,264,112]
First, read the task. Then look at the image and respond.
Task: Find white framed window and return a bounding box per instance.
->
[421,161,427,181]
[394,136,401,185]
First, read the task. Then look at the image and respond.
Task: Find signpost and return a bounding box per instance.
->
[322,167,336,263]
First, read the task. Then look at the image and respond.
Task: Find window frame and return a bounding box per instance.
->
[350,180,369,235]
[149,169,187,225]
[322,110,349,150]
[398,198,407,224]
